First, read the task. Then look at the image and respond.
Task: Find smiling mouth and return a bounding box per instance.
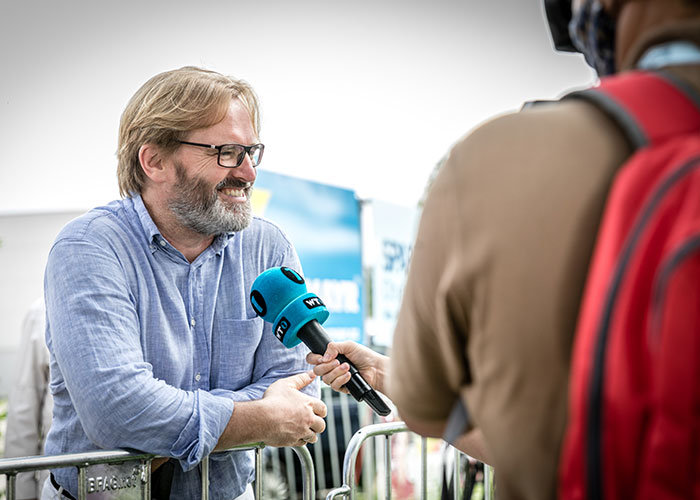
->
[218,187,248,203]
[219,187,247,198]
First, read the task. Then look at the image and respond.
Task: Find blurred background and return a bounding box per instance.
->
[0,0,594,401]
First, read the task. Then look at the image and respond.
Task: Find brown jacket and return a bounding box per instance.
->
[389,22,700,500]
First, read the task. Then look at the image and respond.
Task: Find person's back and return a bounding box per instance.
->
[388,2,700,499]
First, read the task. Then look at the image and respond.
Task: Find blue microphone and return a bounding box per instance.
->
[251,266,390,416]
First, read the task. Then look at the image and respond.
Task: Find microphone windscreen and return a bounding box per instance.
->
[250,267,307,322]
[250,266,330,348]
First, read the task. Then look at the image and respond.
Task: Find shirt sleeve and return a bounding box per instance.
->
[45,238,234,470]
[389,151,471,423]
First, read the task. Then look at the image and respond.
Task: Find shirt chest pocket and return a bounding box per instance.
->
[212,317,264,391]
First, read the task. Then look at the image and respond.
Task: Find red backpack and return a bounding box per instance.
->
[558,71,700,500]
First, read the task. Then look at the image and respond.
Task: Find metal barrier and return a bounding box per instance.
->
[0,443,314,500]
[325,421,496,500]
[0,418,494,500]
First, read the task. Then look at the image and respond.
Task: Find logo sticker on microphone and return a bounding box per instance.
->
[303,296,325,309]
[275,317,291,341]
[250,290,267,318]
[281,267,305,284]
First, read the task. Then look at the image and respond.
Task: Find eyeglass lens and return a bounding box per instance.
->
[219,144,264,167]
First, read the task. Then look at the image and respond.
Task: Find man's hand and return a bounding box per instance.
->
[306,341,389,394]
[260,371,327,447]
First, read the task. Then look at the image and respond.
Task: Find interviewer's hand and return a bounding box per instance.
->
[306,341,389,394]
[261,371,327,447]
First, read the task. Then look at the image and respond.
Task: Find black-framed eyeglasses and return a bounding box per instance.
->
[177,140,265,168]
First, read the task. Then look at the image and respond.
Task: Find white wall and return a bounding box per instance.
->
[0,0,595,394]
[0,212,81,395]
[0,0,594,215]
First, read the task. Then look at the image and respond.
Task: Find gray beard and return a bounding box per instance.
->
[169,163,253,236]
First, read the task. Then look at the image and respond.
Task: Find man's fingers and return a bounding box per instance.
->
[322,340,359,362]
[285,370,316,390]
[312,359,340,377]
[320,363,351,389]
[310,398,328,418]
[306,352,323,364]
[321,343,342,363]
[312,416,326,434]
[330,372,352,393]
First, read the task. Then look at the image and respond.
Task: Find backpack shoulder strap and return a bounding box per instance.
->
[565,71,700,150]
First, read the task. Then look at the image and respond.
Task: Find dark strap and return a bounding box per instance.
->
[565,71,700,150]
[150,459,175,500]
[50,473,78,500]
[442,397,470,444]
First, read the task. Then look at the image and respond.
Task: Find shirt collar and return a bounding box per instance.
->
[131,194,163,245]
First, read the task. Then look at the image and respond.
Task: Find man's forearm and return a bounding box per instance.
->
[215,371,327,450]
[214,399,272,450]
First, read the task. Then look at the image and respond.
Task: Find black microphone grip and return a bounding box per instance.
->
[297,320,391,416]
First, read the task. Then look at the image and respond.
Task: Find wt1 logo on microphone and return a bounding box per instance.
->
[275,317,291,341]
[303,296,325,309]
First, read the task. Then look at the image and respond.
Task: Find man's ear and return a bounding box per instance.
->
[138,143,169,183]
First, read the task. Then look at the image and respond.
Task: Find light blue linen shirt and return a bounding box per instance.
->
[43,194,318,499]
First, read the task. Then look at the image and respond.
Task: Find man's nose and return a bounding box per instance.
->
[231,154,257,183]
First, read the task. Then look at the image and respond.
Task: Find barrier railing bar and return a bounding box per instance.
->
[144,459,152,499]
[254,447,263,499]
[420,436,427,500]
[452,447,460,500]
[6,473,16,500]
[326,421,408,500]
[339,393,352,446]
[485,460,495,499]
[326,392,341,487]
[284,446,297,500]
[292,445,315,500]
[313,434,326,493]
[201,455,210,500]
[325,421,496,500]
[383,434,391,500]
[0,449,154,473]
[0,442,316,500]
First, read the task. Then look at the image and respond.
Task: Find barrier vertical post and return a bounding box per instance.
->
[143,459,152,499]
[77,465,87,500]
[420,437,428,500]
[383,435,391,500]
[255,447,263,499]
[201,455,210,500]
[291,446,315,500]
[484,463,495,499]
[6,473,16,500]
[453,448,460,500]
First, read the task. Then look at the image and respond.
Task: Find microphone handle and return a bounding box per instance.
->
[297,320,390,416]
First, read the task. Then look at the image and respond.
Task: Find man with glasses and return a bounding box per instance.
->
[42,66,326,500]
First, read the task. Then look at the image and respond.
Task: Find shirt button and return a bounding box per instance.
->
[190,318,196,327]
[159,239,167,247]
[195,373,201,382]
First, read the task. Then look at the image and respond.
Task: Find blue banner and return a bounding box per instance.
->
[252,171,364,344]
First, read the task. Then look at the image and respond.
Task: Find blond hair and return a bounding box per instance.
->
[117,66,261,197]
